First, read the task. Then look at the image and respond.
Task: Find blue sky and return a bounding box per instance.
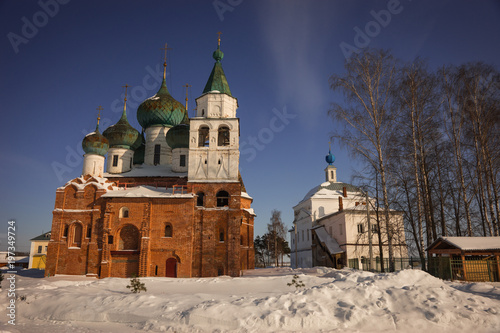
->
[1,0,499,252]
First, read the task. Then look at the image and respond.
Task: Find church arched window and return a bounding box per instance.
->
[216,190,229,207]
[219,228,225,242]
[217,126,230,146]
[70,223,82,247]
[119,207,129,218]
[164,223,173,238]
[198,126,209,147]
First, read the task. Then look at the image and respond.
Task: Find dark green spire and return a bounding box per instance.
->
[203,45,232,96]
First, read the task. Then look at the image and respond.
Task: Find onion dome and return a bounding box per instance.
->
[325,145,335,165]
[82,122,109,156]
[136,76,188,129]
[133,131,145,165]
[166,124,190,149]
[131,130,144,150]
[103,99,140,149]
[203,44,232,96]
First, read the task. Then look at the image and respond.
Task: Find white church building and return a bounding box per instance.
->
[290,147,407,270]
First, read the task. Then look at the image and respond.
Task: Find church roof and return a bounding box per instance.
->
[300,181,362,204]
[103,164,187,178]
[101,185,193,198]
[30,231,51,241]
[202,46,232,96]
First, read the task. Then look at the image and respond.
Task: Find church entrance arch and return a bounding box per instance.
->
[166,258,177,277]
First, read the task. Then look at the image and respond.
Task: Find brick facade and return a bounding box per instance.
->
[45,176,255,278]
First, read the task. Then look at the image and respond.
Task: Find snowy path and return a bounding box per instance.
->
[1,267,499,332]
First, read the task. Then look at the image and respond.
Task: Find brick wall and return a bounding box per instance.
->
[46,177,255,278]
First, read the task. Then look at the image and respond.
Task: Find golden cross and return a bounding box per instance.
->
[96,105,103,125]
[160,43,172,63]
[122,84,129,101]
[217,31,222,46]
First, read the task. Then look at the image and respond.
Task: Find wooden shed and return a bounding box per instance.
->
[427,236,500,282]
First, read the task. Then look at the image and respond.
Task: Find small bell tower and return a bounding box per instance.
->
[325,142,337,182]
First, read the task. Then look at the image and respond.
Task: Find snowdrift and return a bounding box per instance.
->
[1,267,499,332]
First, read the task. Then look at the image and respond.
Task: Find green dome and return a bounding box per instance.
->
[103,108,140,149]
[137,78,188,129]
[166,124,190,149]
[213,47,224,62]
[131,130,144,150]
[133,131,145,165]
[203,45,232,96]
[82,124,109,156]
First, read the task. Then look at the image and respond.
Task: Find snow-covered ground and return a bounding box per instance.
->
[1,267,499,333]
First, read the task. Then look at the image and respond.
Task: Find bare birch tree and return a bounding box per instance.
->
[329,49,398,271]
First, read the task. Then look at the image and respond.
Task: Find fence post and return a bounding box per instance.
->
[449,257,453,281]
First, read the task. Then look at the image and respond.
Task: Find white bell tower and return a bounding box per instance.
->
[188,37,239,182]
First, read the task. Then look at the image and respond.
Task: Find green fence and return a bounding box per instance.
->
[427,257,500,282]
[348,256,500,282]
[349,257,424,273]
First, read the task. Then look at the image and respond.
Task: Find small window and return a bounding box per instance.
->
[198,126,209,147]
[45,246,48,252]
[217,126,230,146]
[154,144,161,165]
[155,265,158,275]
[196,192,204,207]
[37,245,42,254]
[112,155,118,167]
[86,226,92,238]
[180,154,186,167]
[216,190,229,207]
[357,223,364,234]
[165,224,173,238]
[219,229,224,242]
[119,207,129,218]
[63,225,68,238]
[302,230,304,241]
[371,224,378,233]
[307,229,310,241]
[108,235,114,244]
[130,157,132,169]
[217,267,223,276]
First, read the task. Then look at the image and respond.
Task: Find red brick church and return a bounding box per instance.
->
[45,38,255,278]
